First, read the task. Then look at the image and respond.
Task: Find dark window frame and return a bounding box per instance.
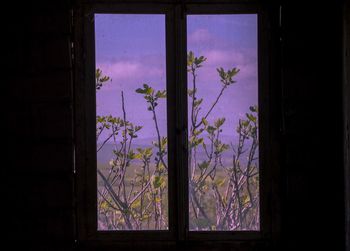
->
[73,0,281,247]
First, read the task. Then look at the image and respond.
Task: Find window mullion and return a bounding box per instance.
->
[174,3,189,241]
[166,7,177,238]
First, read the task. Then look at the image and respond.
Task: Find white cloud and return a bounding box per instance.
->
[205,49,254,66]
[99,61,140,79]
[194,48,257,83]
[188,29,214,44]
[97,60,165,90]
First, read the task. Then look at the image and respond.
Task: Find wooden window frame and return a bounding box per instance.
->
[73,0,281,248]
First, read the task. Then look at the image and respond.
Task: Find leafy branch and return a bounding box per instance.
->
[96,51,259,231]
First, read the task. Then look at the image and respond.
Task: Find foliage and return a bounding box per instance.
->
[187,51,259,230]
[96,68,111,90]
[96,52,259,231]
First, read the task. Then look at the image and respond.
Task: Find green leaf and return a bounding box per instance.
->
[228,67,240,77]
[96,68,101,79]
[134,153,142,159]
[100,76,110,82]
[214,178,226,187]
[135,88,146,94]
[202,118,208,126]
[242,194,250,205]
[193,128,204,136]
[194,55,207,66]
[249,105,258,113]
[187,51,195,66]
[206,125,216,134]
[198,161,209,170]
[242,119,249,127]
[214,118,226,128]
[144,147,153,157]
[194,98,203,107]
[188,88,196,97]
[160,137,168,150]
[155,90,166,98]
[222,143,229,151]
[97,116,105,123]
[135,125,142,132]
[153,176,165,189]
[216,67,225,79]
[131,199,141,209]
[145,86,154,95]
[128,150,136,160]
[195,138,204,146]
[246,113,257,123]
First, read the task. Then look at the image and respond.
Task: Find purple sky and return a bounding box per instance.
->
[95,14,257,142]
[187,15,257,141]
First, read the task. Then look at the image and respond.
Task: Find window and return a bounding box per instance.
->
[187,14,259,232]
[74,0,280,246]
[95,14,168,231]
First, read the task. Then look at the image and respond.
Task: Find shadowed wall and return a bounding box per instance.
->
[4,0,347,250]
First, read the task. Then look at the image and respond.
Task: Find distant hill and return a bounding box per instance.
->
[97,134,256,168]
[97,137,157,163]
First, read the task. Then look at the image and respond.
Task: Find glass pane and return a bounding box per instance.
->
[95,14,168,231]
[187,15,259,231]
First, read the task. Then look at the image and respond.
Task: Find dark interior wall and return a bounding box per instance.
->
[344,1,350,251]
[4,0,347,250]
[280,2,345,250]
[5,0,76,250]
